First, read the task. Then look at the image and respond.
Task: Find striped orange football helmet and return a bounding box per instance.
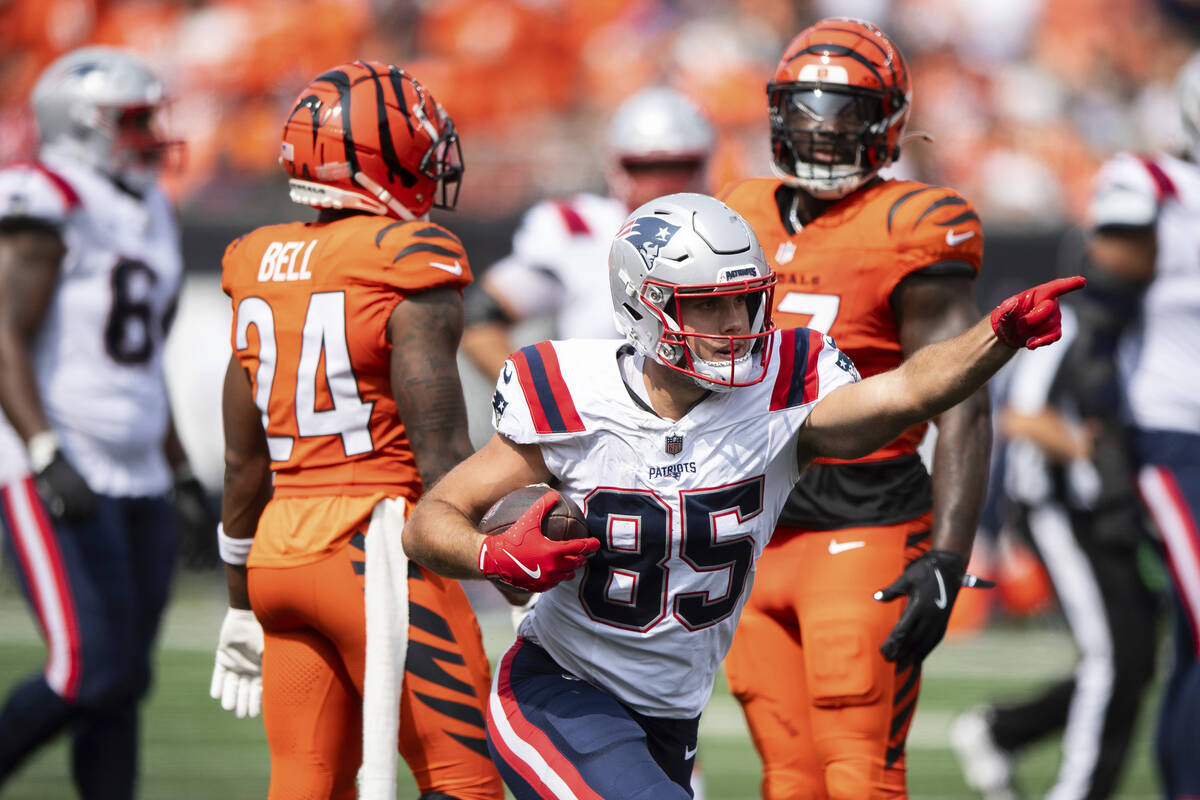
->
[280,61,462,220]
[768,18,910,199]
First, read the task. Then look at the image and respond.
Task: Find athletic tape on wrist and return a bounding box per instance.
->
[216,523,253,565]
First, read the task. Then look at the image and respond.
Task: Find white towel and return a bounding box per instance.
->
[359,497,410,799]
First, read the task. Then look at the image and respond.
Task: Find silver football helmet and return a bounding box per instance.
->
[1179,50,1200,160]
[32,46,177,192]
[609,193,776,392]
[606,86,716,163]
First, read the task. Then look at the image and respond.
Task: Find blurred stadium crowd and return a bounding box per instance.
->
[3,0,1200,229]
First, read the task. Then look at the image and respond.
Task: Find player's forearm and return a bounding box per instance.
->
[0,330,51,441]
[404,495,488,580]
[219,452,268,611]
[804,318,1012,462]
[221,451,271,542]
[928,392,991,560]
[163,413,192,473]
[891,316,1012,427]
[1002,408,1092,463]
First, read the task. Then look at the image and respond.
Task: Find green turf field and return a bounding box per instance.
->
[0,569,1165,799]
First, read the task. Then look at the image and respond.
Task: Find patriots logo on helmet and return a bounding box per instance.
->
[617,216,681,270]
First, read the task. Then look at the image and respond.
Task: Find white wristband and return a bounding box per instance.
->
[27,430,60,473]
[216,523,253,566]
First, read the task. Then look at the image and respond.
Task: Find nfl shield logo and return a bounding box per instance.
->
[665,434,684,455]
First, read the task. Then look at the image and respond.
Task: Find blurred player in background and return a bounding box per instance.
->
[719,18,992,799]
[211,61,502,800]
[1067,51,1200,800]
[460,85,716,378]
[0,46,208,797]
[401,190,1081,800]
[951,301,1158,800]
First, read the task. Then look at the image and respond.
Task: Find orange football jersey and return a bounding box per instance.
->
[222,214,472,497]
[721,178,983,464]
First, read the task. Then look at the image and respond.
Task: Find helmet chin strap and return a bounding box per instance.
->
[354,171,418,221]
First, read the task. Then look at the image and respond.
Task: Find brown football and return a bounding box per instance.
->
[479,484,589,541]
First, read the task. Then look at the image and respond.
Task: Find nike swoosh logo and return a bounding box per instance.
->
[945,230,975,246]
[933,567,948,610]
[429,259,463,275]
[684,745,698,760]
[503,549,541,580]
[828,539,866,555]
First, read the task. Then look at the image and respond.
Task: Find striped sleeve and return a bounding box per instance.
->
[493,341,586,441]
[770,329,860,412]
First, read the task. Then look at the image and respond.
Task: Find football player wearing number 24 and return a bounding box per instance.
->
[402,190,1083,800]
[0,47,208,798]
[214,61,502,800]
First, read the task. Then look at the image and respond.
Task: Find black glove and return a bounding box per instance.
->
[173,472,219,570]
[34,451,97,522]
[874,549,967,666]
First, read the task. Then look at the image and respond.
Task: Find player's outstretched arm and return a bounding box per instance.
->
[798,277,1086,464]
[403,432,598,591]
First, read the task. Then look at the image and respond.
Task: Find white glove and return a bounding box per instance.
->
[210,608,263,719]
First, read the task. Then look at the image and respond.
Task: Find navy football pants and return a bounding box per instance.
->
[1135,430,1200,800]
[0,476,176,799]
[487,637,697,800]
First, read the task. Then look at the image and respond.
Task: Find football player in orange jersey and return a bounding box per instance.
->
[720,19,992,799]
[209,61,502,800]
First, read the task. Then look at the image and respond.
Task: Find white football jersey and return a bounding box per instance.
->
[0,147,182,495]
[491,332,859,717]
[1090,152,1200,435]
[483,193,628,339]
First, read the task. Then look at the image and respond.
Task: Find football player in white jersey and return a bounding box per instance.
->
[0,47,206,798]
[460,86,716,378]
[1074,51,1200,800]
[401,192,1082,799]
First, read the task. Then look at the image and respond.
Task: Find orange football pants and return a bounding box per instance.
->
[248,534,502,800]
[725,514,932,800]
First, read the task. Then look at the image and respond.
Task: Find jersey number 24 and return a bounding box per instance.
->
[235,292,374,463]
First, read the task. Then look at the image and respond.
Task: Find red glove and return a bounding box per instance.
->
[990,276,1086,349]
[478,489,600,592]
